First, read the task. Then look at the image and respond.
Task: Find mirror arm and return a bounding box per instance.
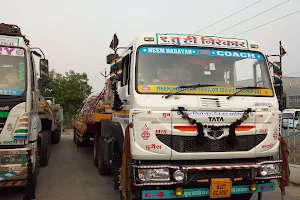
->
[31,47,45,59]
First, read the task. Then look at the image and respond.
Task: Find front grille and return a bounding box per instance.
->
[156,134,267,152]
[188,169,250,182]
[0,118,6,132]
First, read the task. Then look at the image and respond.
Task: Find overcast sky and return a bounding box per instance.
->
[1,0,299,93]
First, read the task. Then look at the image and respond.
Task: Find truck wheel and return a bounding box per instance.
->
[97,136,110,175]
[113,146,122,190]
[229,193,253,200]
[39,131,51,167]
[93,132,100,167]
[51,125,62,144]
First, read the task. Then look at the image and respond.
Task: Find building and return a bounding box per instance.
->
[282,76,300,108]
[236,76,300,109]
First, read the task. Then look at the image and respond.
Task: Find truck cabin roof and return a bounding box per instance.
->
[0,23,30,45]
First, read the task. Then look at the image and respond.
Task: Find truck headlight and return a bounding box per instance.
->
[138,168,170,181]
[259,164,281,176]
[0,155,22,165]
[173,170,185,182]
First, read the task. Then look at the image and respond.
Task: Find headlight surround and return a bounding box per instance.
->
[259,163,281,176]
[0,155,22,165]
[138,168,170,181]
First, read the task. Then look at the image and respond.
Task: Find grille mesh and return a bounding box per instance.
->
[156,134,267,152]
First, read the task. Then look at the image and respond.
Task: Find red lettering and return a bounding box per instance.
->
[262,143,274,149]
[155,130,167,134]
[159,36,169,43]
[146,144,162,150]
[260,128,268,133]
[162,113,171,118]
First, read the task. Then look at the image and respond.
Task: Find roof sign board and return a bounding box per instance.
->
[0,36,19,46]
[156,34,248,50]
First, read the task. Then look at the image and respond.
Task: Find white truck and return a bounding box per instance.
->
[282,109,300,129]
[89,33,283,200]
[0,23,52,199]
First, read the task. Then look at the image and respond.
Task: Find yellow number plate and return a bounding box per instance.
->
[210,178,232,198]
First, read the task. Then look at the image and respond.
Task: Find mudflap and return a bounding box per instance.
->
[23,148,38,200]
[120,124,133,200]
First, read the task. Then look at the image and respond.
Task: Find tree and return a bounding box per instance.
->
[40,69,92,125]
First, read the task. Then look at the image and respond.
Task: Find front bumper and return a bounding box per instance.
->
[142,182,276,199]
[0,147,30,187]
[132,159,282,199]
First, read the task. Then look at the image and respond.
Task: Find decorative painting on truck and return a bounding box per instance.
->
[137,85,273,96]
[136,46,273,97]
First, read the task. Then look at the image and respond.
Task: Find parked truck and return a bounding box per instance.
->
[0,23,52,199]
[73,33,285,200]
[38,96,63,166]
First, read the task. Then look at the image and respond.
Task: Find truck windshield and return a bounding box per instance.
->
[282,113,294,119]
[136,46,273,97]
[0,47,26,96]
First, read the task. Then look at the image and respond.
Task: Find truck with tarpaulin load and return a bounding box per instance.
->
[0,23,52,199]
[38,96,63,165]
[73,33,289,200]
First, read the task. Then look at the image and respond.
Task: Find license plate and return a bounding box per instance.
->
[210,178,232,198]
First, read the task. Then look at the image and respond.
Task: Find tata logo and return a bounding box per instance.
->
[208,117,224,122]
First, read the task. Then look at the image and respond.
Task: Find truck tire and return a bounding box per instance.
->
[51,125,62,144]
[93,132,100,167]
[113,146,122,190]
[97,136,110,175]
[39,130,51,167]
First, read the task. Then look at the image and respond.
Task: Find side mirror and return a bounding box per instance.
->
[39,59,49,87]
[272,62,283,84]
[40,59,49,79]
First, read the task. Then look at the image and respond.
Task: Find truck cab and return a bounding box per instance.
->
[0,23,50,197]
[98,33,283,200]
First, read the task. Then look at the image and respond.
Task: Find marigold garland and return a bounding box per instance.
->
[177,107,252,145]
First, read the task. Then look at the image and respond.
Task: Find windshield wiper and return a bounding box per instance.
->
[164,84,216,99]
[226,86,269,100]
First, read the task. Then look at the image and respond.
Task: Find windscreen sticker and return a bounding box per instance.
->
[0,88,24,96]
[137,85,273,96]
[139,47,264,60]
[0,47,24,56]
[19,60,25,88]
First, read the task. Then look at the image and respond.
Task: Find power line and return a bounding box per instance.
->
[193,0,263,34]
[214,0,290,35]
[232,9,300,37]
